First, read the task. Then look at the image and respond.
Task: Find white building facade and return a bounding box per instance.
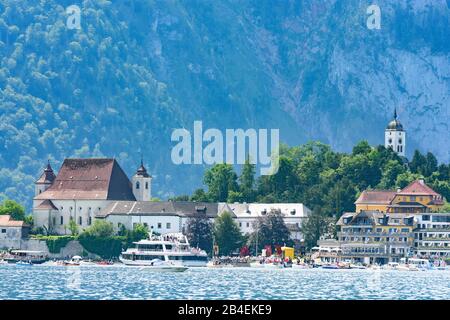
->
[33,158,145,235]
[414,213,450,258]
[220,202,310,241]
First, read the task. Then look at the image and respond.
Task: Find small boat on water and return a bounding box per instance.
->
[63,256,82,266]
[16,261,33,266]
[292,263,311,269]
[382,262,399,270]
[138,259,188,272]
[322,263,339,269]
[249,261,265,268]
[4,250,47,264]
[350,263,367,270]
[0,259,8,265]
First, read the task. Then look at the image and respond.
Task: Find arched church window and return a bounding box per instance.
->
[145,182,149,189]
[60,216,64,225]
[136,181,140,189]
[78,216,82,225]
[399,139,402,144]
[388,139,392,144]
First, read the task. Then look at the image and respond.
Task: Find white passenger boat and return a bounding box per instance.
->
[119,232,208,267]
[138,259,188,272]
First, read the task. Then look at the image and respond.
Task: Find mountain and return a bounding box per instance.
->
[0,0,449,209]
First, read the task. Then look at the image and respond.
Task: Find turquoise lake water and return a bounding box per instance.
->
[1,264,450,300]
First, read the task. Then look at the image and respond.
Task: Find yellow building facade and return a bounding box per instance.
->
[355,180,444,214]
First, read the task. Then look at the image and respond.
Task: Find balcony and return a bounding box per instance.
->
[338,231,412,237]
[421,237,450,241]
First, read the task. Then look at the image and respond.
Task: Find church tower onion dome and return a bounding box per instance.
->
[136,160,151,178]
[36,160,56,184]
[386,109,404,131]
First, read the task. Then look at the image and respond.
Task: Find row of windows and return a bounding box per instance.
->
[135,181,149,190]
[58,207,101,213]
[386,145,404,153]
[131,222,172,229]
[53,216,92,226]
[387,138,403,144]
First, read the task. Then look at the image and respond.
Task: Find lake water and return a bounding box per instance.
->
[1,264,450,300]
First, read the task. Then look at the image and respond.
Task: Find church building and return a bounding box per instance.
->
[33,158,151,234]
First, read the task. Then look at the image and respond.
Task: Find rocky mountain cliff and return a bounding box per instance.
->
[0,0,449,208]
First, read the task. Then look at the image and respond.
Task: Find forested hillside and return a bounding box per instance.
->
[1,1,449,210]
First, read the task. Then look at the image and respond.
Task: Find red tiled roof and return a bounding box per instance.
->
[355,190,397,204]
[0,215,27,227]
[34,199,58,210]
[398,180,440,196]
[34,158,136,201]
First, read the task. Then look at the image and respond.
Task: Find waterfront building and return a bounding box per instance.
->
[337,210,415,264]
[223,203,310,241]
[0,215,30,249]
[389,180,444,213]
[33,158,144,234]
[97,201,221,234]
[32,158,310,240]
[355,180,444,214]
[414,213,450,258]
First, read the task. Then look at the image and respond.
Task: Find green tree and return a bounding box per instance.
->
[395,171,423,189]
[67,218,79,236]
[301,208,336,249]
[83,220,115,238]
[239,157,256,202]
[169,195,190,201]
[352,140,372,155]
[185,214,213,254]
[254,210,293,250]
[424,152,438,177]
[24,214,34,226]
[190,188,209,202]
[129,223,149,242]
[0,199,26,221]
[410,150,427,174]
[378,160,406,189]
[204,164,239,202]
[214,211,243,256]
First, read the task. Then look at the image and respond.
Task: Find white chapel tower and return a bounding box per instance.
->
[385,108,406,157]
[35,160,56,196]
[132,159,152,201]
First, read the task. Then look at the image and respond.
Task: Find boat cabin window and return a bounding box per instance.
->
[137,244,164,251]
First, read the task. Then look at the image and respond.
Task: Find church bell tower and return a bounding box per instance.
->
[132,158,152,201]
[385,108,406,157]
